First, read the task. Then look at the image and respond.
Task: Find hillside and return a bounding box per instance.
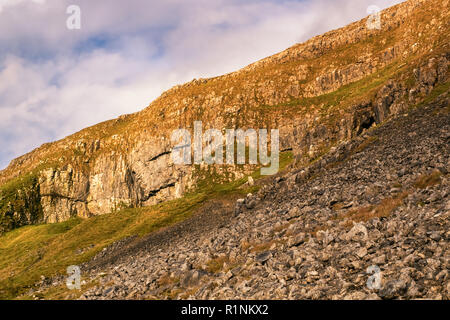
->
[80,90,450,300]
[13,76,450,300]
[1,0,448,233]
[0,0,449,300]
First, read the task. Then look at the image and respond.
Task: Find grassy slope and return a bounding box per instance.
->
[0,0,447,235]
[1,60,448,299]
[0,0,448,300]
[0,152,293,299]
[1,55,448,299]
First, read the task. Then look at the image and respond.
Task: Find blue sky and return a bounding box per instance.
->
[0,0,403,169]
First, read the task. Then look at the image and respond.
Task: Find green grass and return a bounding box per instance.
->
[0,193,207,299]
[0,152,293,300]
[260,58,411,117]
[416,80,450,108]
[1,0,447,298]
[0,169,43,234]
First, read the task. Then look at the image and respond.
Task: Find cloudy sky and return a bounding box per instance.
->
[0,0,404,169]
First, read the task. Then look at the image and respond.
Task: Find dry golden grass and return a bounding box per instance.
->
[239,239,251,252]
[157,274,180,287]
[331,202,346,211]
[159,288,184,300]
[413,170,442,189]
[205,255,242,274]
[245,240,282,253]
[311,191,409,236]
[336,191,408,229]
[177,286,201,299]
[205,256,230,274]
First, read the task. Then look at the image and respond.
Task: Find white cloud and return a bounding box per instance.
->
[0,0,45,12]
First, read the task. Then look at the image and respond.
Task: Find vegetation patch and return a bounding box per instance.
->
[0,170,43,234]
[336,191,408,228]
[416,80,450,109]
[204,255,238,274]
[245,240,281,253]
[413,170,442,189]
[0,152,293,299]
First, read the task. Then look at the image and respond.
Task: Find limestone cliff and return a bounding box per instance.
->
[0,0,449,232]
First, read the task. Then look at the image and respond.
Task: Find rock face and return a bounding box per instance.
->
[1,0,449,232]
[73,91,449,300]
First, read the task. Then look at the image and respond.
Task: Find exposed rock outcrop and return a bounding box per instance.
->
[72,89,449,300]
[0,0,449,232]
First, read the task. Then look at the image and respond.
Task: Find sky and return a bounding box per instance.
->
[0,0,404,170]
